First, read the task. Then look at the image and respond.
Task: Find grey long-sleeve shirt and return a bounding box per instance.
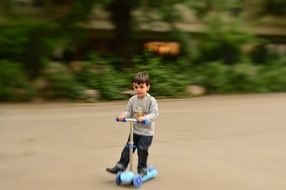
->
[124,93,159,136]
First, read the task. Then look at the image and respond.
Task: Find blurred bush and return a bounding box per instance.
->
[0,20,57,78]
[189,61,231,93]
[39,62,86,100]
[258,57,286,92]
[1,52,286,102]
[193,17,259,65]
[0,60,35,101]
[74,54,129,100]
[188,58,286,94]
[131,55,189,97]
[227,63,261,93]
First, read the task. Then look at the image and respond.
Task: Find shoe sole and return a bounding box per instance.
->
[106,168,117,174]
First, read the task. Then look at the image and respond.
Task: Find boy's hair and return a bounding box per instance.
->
[132,72,150,86]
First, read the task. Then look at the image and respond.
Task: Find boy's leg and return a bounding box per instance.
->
[117,144,131,168]
[106,134,139,174]
[137,135,153,176]
[118,134,139,167]
[106,146,128,174]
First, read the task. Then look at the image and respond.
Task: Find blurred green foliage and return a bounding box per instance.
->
[131,55,189,97]
[0,60,35,101]
[75,54,129,100]
[189,58,286,94]
[0,20,57,78]
[0,0,285,102]
[40,62,86,100]
[193,17,259,65]
[0,41,286,102]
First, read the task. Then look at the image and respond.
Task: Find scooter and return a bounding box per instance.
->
[115,118,158,188]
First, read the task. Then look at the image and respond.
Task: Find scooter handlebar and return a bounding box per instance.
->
[116,118,149,125]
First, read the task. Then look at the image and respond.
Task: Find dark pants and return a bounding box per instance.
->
[118,133,153,171]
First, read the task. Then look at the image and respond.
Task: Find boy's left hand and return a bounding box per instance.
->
[137,116,146,123]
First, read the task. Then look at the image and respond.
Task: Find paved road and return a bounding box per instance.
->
[1,93,286,190]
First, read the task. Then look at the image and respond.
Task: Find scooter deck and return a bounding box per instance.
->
[115,166,158,188]
[142,166,158,182]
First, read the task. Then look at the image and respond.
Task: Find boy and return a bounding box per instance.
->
[106,72,159,176]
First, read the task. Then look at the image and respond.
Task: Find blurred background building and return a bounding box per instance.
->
[1,0,285,57]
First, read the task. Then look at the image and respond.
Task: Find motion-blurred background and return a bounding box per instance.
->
[0,0,285,102]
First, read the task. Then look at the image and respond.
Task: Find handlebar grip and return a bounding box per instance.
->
[140,119,149,125]
[116,118,126,122]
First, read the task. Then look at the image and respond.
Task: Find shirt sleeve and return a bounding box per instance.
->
[124,97,133,118]
[145,97,159,122]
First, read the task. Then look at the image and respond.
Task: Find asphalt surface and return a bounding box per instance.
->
[1,93,286,190]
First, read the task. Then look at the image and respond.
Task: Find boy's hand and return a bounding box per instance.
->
[117,113,126,121]
[137,116,146,123]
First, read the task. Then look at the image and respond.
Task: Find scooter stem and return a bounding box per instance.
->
[129,121,134,172]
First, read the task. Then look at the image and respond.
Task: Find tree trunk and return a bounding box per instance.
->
[108,1,135,67]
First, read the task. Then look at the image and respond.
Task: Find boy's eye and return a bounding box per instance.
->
[133,83,146,89]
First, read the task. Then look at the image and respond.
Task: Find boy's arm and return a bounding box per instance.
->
[140,97,159,122]
[118,98,133,120]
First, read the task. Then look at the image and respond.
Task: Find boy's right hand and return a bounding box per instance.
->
[116,114,126,121]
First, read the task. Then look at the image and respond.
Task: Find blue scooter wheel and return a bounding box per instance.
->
[133,175,142,188]
[148,166,156,172]
[115,171,122,185]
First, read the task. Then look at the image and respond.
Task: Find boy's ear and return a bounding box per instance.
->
[147,85,150,90]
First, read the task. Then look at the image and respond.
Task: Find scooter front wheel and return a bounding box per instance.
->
[133,174,143,188]
[115,171,122,185]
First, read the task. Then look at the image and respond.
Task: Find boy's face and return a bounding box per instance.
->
[133,82,150,98]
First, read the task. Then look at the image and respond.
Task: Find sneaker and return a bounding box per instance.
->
[137,168,147,176]
[106,164,125,174]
